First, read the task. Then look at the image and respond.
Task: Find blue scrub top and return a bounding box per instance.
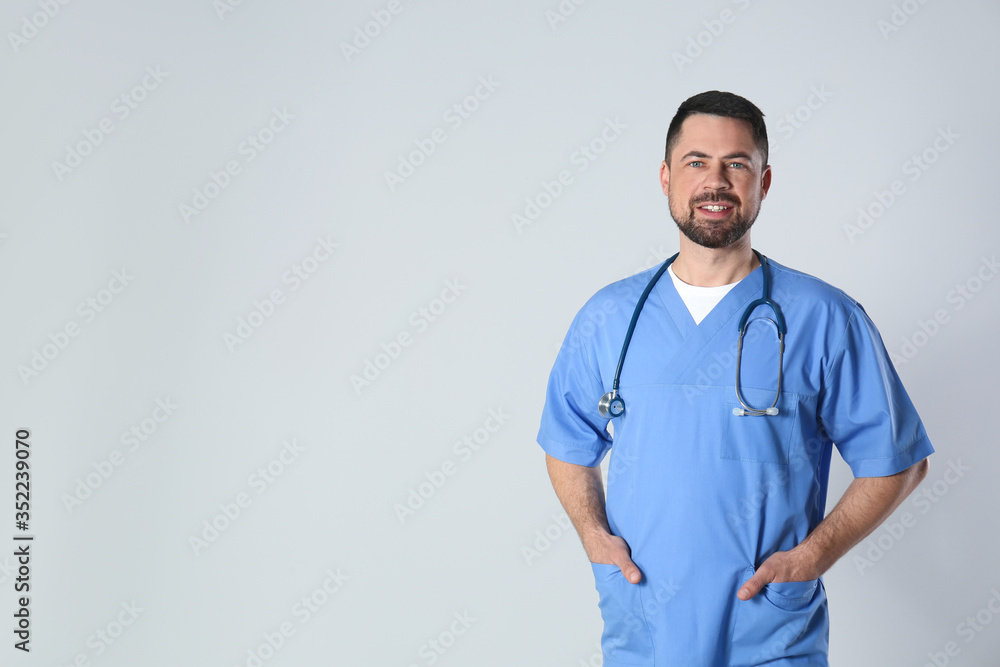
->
[537,257,933,666]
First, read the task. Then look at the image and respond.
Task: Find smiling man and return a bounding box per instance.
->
[537,91,933,665]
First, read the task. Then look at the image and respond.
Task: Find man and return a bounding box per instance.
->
[537,91,933,666]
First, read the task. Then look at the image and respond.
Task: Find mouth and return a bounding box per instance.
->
[695,202,735,218]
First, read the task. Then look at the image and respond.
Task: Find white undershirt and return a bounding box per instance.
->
[667,264,739,325]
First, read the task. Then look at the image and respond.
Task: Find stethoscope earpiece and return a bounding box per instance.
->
[732,407,779,417]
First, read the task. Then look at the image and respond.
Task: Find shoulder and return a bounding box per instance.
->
[767,258,856,304]
[573,264,661,323]
[766,257,862,317]
[763,257,884,349]
[596,263,662,300]
[558,264,663,359]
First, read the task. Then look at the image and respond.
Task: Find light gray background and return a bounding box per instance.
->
[2,1,998,665]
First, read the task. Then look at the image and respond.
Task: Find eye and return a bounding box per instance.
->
[728,162,747,169]
[687,160,703,167]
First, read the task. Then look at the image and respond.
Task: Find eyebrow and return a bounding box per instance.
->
[682,151,754,161]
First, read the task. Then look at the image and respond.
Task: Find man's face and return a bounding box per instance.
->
[660,114,771,249]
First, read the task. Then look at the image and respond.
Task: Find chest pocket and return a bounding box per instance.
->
[721,388,799,465]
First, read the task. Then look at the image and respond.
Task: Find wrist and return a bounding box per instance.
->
[581,528,616,561]
[788,539,828,579]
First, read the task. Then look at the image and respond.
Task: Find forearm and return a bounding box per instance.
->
[738,458,930,599]
[545,454,642,581]
[796,458,930,575]
[544,453,612,558]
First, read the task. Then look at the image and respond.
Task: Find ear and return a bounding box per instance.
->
[659,160,670,196]
[760,164,772,200]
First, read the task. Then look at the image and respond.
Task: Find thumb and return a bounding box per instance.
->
[737,570,769,601]
[618,558,642,585]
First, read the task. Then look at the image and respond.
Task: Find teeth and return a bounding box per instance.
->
[702,205,728,211]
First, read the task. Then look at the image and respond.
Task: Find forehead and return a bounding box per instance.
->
[673,114,760,161]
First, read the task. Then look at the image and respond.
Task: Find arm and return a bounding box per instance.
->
[738,458,929,600]
[545,453,643,584]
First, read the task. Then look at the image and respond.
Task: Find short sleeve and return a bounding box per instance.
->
[818,304,934,477]
[536,308,613,467]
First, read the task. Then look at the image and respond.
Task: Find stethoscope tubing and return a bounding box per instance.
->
[608,254,678,398]
[600,249,785,419]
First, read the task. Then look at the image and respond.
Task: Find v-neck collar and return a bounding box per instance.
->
[656,263,762,335]
[650,261,765,385]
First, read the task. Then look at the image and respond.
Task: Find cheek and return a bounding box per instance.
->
[667,179,693,200]
[738,183,763,203]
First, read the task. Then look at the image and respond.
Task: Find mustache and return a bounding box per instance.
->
[691,193,740,206]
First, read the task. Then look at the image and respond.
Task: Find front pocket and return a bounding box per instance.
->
[591,563,655,666]
[730,565,829,666]
[763,579,819,611]
[721,389,799,464]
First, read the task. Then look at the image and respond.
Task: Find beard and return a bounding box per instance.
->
[669,191,760,249]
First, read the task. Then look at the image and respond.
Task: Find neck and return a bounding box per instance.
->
[672,235,758,287]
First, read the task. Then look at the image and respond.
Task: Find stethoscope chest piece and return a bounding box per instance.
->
[598,391,625,419]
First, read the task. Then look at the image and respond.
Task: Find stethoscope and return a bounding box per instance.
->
[597,249,786,419]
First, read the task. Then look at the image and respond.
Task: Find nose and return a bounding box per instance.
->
[701,162,732,192]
